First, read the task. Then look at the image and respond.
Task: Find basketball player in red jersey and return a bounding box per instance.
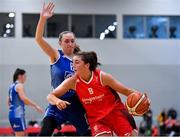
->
[47,51,142,136]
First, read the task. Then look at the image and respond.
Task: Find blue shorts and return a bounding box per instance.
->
[9,117,26,132]
[44,94,89,135]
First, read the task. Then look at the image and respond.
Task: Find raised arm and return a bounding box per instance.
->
[16,84,43,113]
[7,97,10,107]
[101,71,137,96]
[47,76,76,110]
[35,2,58,63]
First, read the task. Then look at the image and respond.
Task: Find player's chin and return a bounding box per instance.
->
[67,48,74,52]
[74,70,80,75]
[65,49,73,55]
[74,71,78,75]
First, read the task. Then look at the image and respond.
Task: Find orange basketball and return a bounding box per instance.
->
[125,92,150,116]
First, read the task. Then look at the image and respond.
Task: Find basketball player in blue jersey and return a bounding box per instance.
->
[8,68,43,136]
[35,2,90,136]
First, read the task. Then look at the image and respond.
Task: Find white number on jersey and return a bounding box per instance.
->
[88,88,94,95]
[70,62,74,71]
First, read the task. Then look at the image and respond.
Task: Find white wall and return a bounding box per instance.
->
[1,0,180,65]
[1,0,180,126]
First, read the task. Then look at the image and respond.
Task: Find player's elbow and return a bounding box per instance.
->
[46,94,51,102]
[20,96,29,105]
[35,35,41,43]
[19,95,26,102]
[47,93,54,105]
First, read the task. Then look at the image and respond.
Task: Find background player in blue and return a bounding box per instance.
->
[35,2,90,136]
[8,68,43,136]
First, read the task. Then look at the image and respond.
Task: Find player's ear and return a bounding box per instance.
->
[85,63,90,69]
[58,40,62,46]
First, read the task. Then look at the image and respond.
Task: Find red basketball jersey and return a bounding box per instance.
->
[75,69,125,123]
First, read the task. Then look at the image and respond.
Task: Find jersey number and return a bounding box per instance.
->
[88,88,94,95]
[70,62,74,71]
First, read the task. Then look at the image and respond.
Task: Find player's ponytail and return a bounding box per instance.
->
[73,44,81,54]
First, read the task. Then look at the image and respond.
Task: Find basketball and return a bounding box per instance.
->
[125,92,150,116]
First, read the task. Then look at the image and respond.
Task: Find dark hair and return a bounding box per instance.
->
[58,31,75,41]
[13,68,26,83]
[73,44,81,54]
[75,51,100,71]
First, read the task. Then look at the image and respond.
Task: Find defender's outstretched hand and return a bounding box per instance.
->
[34,105,44,113]
[56,99,71,110]
[41,2,55,19]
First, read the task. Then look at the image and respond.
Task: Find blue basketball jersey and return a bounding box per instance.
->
[9,81,25,118]
[50,50,75,98]
[45,50,90,135]
[45,50,76,118]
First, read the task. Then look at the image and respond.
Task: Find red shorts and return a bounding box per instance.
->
[90,107,136,137]
[90,122,112,137]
